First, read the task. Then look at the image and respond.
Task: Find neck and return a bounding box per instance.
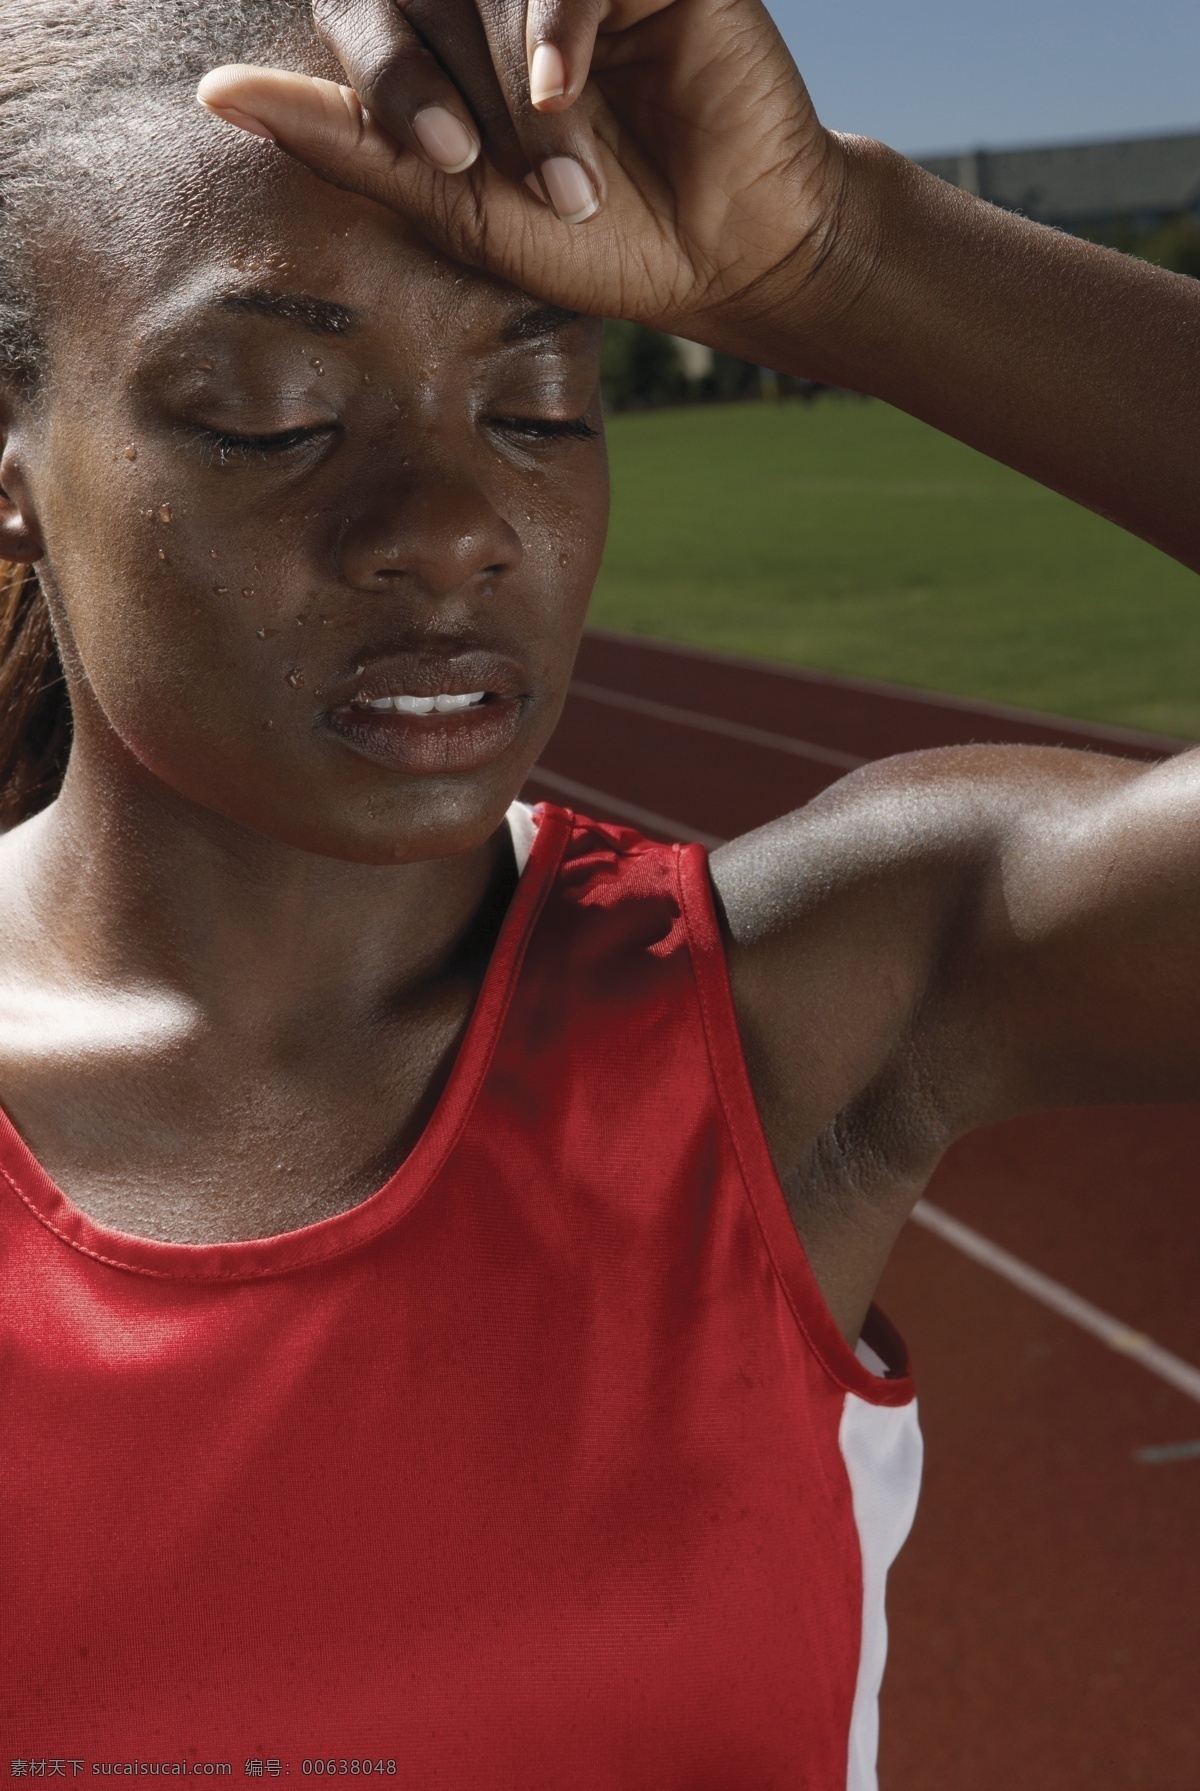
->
[2,752,511,1031]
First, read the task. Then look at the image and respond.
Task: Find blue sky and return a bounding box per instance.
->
[764,0,1198,156]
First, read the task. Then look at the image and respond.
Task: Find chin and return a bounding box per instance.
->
[250,772,523,865]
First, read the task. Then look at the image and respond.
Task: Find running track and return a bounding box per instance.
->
[525,628,1200,1790]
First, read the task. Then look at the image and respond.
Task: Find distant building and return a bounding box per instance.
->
[915,130,1200,235]
[670,337,715,381]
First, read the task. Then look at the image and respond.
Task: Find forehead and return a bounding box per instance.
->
[160,282,583,355]
[44,112,585,366]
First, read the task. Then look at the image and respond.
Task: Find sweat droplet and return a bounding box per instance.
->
[310,358,325,375]
[241,587,255,598]
[262,719,274,731]
[123,444,138,461]
[158,505,172,524]
[256,627,279,640]
[157,548,168,561]
[286,668,305,689]
[214,585,229,595]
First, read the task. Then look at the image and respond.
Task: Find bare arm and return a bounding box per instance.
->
[714,744,1200,1137]
[734,144,1200,572]
[709,742,1200,1335]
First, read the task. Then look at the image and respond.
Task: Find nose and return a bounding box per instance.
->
[336,458,524,597]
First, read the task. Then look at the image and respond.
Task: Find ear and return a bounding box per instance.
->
[0,397,45,564]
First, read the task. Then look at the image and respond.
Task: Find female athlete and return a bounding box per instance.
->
[2,0,1198,1781]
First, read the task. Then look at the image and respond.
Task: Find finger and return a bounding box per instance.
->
[198,66,384,161]
[525,0,607,113]
[416,0,532,182]
[406,0,604,221]
[315,0,525,185]
[193,63,618,312]
[223,2,483,176]
[196,65,534,251]
[313,0,604,224]
[196,64,485,249]
[197,63,435,197]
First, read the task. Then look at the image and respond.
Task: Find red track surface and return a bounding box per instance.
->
[526,629,1200,1790]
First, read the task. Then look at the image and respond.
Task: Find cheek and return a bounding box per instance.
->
[523,454,609,638]
[35,422,610,822]
[39,451,309,746]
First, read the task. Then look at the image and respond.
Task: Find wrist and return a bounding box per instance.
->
[684,134,900,386]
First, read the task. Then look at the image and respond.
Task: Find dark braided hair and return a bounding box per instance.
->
[0,0,317,824]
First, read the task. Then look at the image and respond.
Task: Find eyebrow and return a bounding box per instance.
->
[212,288,359,337]
[500,303,584,344]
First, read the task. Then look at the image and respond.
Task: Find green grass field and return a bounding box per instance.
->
[590,399,1200,738]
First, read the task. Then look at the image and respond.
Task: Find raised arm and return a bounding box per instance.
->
[743,147,1200,573]
[197,0,1200,570]
[713,741,1200,1133]
[704,739,1200,1334]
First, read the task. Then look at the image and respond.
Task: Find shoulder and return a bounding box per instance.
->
[706,742,1145,1183]
[709,740,1142,968]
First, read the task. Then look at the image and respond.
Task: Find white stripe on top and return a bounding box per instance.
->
[841,1348,923,1791]
[505,800,538,876]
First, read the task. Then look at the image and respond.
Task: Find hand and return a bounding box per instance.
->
[197,0,863,355]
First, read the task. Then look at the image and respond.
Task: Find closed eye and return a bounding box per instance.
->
[191,425,338,466]
[488,415,599,445]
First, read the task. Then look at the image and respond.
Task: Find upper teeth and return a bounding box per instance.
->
[363,691,487,714]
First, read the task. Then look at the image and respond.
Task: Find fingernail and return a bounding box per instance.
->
[199,100,276,143]
[540,156,598,224]
[412,106,479,174]
[524,170,548,204]
[530,42,566,107]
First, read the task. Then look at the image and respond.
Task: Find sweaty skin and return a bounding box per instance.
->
[1,0,1199,1346]
[0,147,608,1249]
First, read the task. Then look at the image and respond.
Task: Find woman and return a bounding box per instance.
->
[2,0,1197,1777]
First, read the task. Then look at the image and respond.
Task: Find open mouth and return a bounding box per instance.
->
[354,690,488,716]
[325,654,528,777]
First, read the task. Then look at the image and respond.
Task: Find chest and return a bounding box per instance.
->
[3,1187,867,1785]
[1,819,921,1785]
[0,986,475,1240]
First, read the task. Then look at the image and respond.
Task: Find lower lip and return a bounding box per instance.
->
[325,696,526,776]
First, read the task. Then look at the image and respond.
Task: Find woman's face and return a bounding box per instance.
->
[11,135,607,861]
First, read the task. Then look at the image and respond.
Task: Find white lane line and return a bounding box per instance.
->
[526,768,726,850]
[569,681,866,773]
[528,772,1200,1408]
[912,1199,1200,1407]
[1136,1439,1200,1464]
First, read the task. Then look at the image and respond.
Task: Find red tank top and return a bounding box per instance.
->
[1,805,920,1788]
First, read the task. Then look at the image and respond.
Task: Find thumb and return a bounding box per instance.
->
[196,65,404,196]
